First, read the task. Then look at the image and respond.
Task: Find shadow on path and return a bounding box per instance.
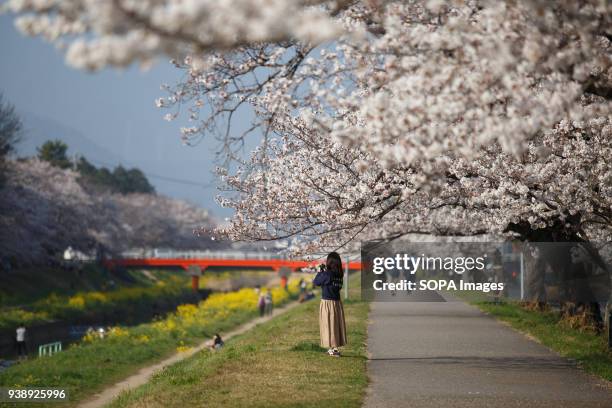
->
[364,294,612,408]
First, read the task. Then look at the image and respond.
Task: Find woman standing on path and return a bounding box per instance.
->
[313,252,347,357]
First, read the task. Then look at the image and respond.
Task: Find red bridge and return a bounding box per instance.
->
[102,257,362,291]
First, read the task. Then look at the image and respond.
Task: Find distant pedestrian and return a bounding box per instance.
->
[299,278,306,302]
[258,292,266,317]
[313,252,347,357]
[264,291,273,315]
[15,324,27,359]
[280,275,288,290]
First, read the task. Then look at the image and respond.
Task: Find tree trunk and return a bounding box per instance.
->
[506,217,608,331]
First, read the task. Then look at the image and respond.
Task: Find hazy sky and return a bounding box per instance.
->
[0,15,245,219]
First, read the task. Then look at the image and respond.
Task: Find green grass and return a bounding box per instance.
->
[472,300,612,381]
[0,286,298,407]
[0,273,196,329]
[0,264,107,307]
[0,265,187,307]
[108,273,369,408]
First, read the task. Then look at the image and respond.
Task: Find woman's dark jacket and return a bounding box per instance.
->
[313,270,343,301]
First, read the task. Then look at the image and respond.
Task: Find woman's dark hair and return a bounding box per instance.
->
[326,252,343,278]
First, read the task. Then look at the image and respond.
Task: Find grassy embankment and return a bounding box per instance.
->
[467,294,612,381]
[0,265,175,306]
[198,269,279,292]
[0,267,196,329]
[0,283,298,407]
[109,272,369,408]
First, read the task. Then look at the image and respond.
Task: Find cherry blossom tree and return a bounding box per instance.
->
[3,0,610,253]
[1,0,345,71]
[0,159,217,266]
[213,103,611,252]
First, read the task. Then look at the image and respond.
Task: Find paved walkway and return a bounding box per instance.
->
[79,300,301,408]
[364,291,612,407]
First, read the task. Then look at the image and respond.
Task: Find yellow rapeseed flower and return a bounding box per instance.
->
[108,326,129,337]
[68,295,85,309]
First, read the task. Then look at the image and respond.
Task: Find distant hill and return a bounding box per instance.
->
[15,111,123,165]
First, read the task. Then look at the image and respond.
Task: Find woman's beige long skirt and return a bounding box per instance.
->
[319,299,347,348]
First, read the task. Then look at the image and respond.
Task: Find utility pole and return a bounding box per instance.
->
[345,255,349,300]
[520,251,525,301]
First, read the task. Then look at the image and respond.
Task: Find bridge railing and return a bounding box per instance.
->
[39,341,62,357]
[119,249,294,261]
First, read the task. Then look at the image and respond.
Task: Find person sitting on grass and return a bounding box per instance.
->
[313,252,347,357]
[213,333,224,350]
[207,333,224,351]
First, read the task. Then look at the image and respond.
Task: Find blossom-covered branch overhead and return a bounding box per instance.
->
[5,0,611,251]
